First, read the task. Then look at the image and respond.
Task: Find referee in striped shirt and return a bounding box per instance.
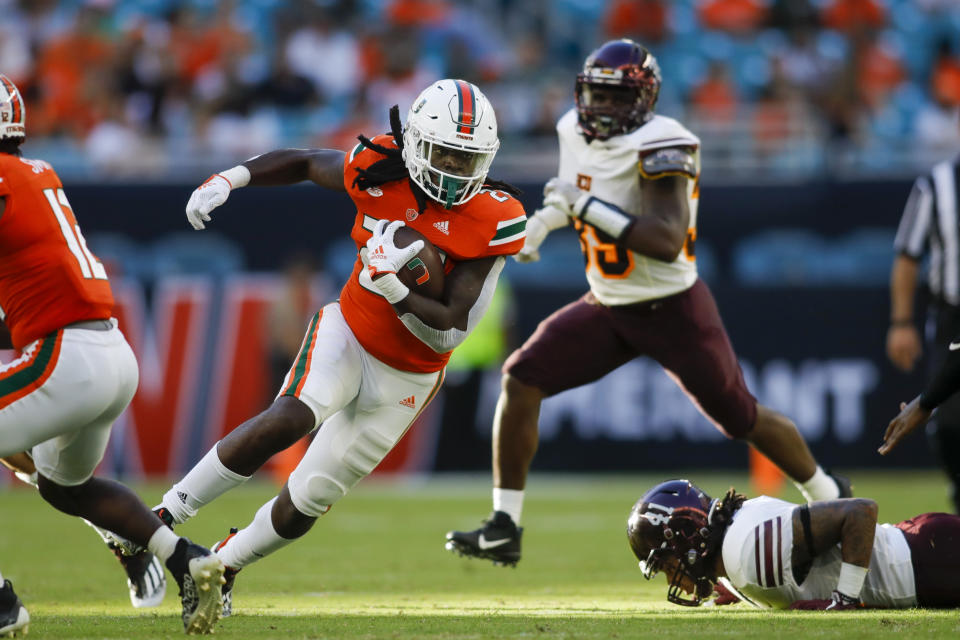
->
[887,154,960,512]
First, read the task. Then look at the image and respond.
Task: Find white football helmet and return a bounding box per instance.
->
[0,74,26,140]
[403,79,499,209]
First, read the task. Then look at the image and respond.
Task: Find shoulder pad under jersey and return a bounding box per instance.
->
[625,114,700,152]
[639,146,698,179]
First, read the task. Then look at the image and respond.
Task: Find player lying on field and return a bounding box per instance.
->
[627,479,960,610]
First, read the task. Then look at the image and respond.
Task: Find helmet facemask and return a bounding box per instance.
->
[404,123,497,208]
[637,508,717,606]
[627,480,720,607]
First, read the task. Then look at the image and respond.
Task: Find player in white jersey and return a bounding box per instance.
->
[627,479,960,609]
[446,39,850,567]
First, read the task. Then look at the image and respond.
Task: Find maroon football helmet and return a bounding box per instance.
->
[626,479,719,606]
[575,39,661,140]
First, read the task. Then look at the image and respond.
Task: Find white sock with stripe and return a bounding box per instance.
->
[215,498,295,569]
[160,444,250,524]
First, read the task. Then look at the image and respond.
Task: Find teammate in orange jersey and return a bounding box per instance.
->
[0,74,225,636]
[152,79,526,615]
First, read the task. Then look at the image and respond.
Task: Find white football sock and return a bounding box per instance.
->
[493,488,524,525]
[146,526,180,563]
[160,444,250,524]
[215,497,295,570]
[796,466,840,502]
[0,569,5,583]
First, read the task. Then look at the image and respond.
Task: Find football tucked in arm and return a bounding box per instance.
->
[390,225,445,300]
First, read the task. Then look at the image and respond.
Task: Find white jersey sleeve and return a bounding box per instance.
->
[721,497,917,609]
[555,109,700,305]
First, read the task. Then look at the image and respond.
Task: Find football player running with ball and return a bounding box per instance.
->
[152,79,526,615]
[627,479,960,610]
[446,39,850,567]
[0,75,224,636]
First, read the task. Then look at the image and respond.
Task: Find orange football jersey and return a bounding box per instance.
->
[339,135,527,373]
[0,153,113,350]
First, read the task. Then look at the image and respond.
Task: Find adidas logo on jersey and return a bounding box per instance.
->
[399,395,416,408]
[433,220,450,235]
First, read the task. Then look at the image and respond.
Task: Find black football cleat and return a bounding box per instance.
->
[165,539,225,634]
[109,543,166,608]
[0,580,29,638]
[827,471,853,498]
[212,528,240,618]
[445,511,522,567]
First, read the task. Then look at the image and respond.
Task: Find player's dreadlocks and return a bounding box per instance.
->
[703,487,748,556]
[352,105,522,214]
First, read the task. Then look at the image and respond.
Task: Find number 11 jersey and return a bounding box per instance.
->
[0,154,113,350]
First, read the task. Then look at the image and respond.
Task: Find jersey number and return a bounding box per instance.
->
[42,188,108,280]
[479,188,510,202]
[575,222,634,279]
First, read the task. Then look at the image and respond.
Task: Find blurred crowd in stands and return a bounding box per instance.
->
[2,0,959,180]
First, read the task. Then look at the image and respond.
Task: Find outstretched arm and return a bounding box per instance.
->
[185,149,346,229]
[880,336,960,455]
[790,498,878,609]
[242,149,346,190]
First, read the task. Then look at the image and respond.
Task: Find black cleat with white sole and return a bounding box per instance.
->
[445,511,522,567]
[0,580,29,638]
[109,543,167,608]
[165,539,226,634]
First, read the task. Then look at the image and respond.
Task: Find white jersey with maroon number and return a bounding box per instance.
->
[556,109,700,305]
[720,497,917,609]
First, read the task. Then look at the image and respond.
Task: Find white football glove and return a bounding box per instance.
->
[185,174,232,230]
[542,177,584,218]
[365,219,424,279]
[515,205,569,263]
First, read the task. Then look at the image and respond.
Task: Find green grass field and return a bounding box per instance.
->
[1,470,957,639]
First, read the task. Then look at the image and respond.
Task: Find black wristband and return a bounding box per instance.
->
[799,504,816,558]
[890,319,913,328]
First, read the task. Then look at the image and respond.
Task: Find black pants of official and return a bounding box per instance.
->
[928,304,960,514]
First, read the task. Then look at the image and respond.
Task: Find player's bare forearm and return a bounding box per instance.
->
[792,499,878,569]
[889,255,919,324]
[244,149,346,191]
[622,175,689,262]
[393,256,500,330]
